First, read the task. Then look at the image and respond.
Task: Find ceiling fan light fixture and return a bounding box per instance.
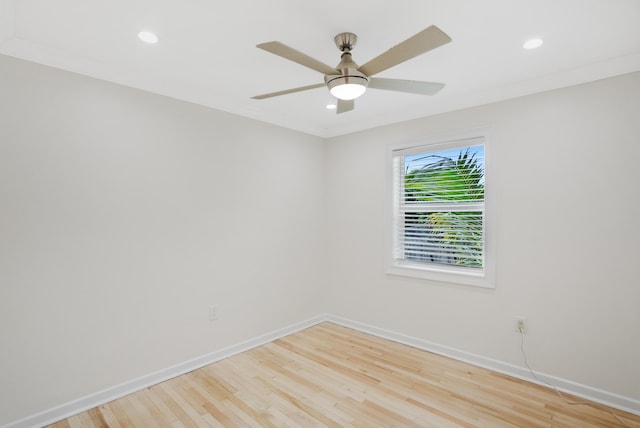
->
[327,76,369,100]
[253,25,453,112]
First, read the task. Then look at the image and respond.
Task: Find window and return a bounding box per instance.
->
[385,132,494,288]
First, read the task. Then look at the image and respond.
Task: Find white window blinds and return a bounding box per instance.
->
[390,139,486,278]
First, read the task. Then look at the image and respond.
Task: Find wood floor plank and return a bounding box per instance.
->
[105,399,136,428]
[149,382,199,428]
[97,404,122,428]
[46,322,640,427]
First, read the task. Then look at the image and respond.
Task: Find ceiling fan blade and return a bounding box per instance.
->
[368,78,445,95]
[336,99,354,114]
[358,26,451,76]
[257,41,338,75]
[252,83,325,100]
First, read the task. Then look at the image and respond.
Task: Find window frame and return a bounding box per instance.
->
[384,128,495,288]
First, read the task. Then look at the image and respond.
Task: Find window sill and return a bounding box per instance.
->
[385,263,494,288]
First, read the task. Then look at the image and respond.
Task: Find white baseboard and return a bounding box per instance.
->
[5,313,639,427]
[325,314,640,416]
[3,315,325,428]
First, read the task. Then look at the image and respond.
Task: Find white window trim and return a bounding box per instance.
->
[384,127,495,288]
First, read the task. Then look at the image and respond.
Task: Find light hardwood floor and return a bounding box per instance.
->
[48,322,640,427]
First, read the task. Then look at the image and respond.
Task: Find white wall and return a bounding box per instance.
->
[0,54,327,425]
[1,51,639,426]
[326,72,640,402]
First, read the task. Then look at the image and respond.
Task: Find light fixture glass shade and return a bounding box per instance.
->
[330,82,367,100]
[327,75,368,100]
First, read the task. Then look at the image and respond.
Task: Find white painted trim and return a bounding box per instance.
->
[325,314,640,416]
[2,315,325,428]
[5,313,639,427]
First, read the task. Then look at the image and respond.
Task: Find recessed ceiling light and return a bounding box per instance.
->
[138,31,158,44]
[523,38,543,50]
[326,103,337,110]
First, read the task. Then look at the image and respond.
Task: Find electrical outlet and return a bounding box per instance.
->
[209,305,219,321]
[515,317,527,334]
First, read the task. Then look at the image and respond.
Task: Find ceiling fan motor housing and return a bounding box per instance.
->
[324,50,370,95]
[324,72,369,90]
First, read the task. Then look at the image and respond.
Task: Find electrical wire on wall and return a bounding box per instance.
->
[518,329,630,428]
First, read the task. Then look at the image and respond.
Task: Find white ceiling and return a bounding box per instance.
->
[1,0,639,138]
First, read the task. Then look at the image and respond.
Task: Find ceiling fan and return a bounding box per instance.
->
[252,26,452,114]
